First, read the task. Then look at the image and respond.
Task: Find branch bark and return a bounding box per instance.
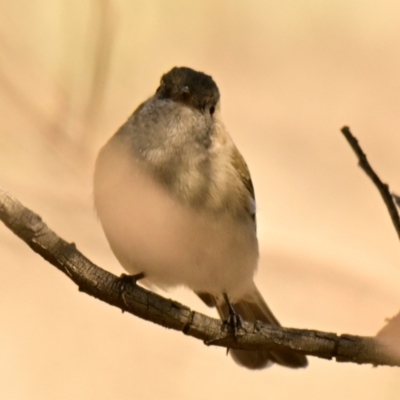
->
[0,181,399,367]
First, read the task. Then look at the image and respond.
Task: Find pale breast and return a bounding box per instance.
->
[94,134,259,299]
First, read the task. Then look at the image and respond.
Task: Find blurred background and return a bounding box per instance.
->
[1,1,400,399]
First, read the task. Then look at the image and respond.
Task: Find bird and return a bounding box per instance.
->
[93,66,307,369]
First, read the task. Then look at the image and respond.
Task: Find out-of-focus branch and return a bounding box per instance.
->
[341,126,400,241]
[80,0,117,148]
[0,185,399,367]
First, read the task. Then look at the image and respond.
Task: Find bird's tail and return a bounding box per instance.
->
[205,283,308,369]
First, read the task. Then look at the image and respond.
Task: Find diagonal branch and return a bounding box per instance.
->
[0,185,399,367]
[341,126,400,241]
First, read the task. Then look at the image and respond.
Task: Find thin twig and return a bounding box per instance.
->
[341,126,400,241]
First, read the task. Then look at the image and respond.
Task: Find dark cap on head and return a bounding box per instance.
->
[156,67,220,113]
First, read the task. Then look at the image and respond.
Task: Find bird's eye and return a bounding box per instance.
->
[209,105,215,115]
[181,85,190,95]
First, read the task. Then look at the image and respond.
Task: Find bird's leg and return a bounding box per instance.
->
[223,292,244,336]
[222,293,245,355]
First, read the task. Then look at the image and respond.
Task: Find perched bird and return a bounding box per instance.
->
[93,66,307,369]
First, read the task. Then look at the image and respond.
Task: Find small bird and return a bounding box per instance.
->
[93,66,307,369]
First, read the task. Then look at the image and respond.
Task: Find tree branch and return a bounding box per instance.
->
[341,126,400,241]
[0,185,398,367]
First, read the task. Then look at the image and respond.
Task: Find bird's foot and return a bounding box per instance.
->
[119,272,145,293]
[222,293,244,337]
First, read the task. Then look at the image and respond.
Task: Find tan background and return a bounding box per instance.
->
[1,1,400,399]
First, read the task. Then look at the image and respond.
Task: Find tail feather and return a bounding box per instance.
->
[197,284,308,370]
